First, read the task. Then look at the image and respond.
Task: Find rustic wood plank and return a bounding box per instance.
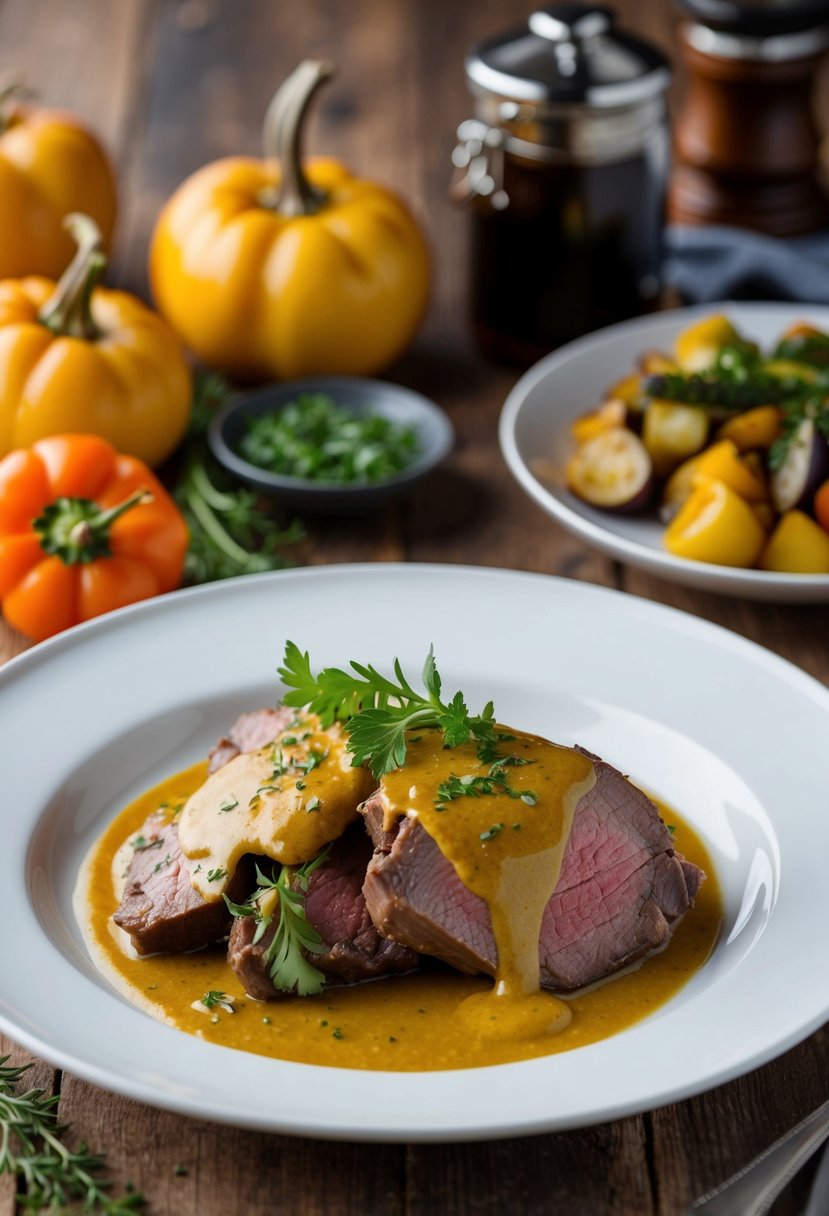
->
[407,1117,655,1216]
[0,0,152,153]
[55,1079,404,1216]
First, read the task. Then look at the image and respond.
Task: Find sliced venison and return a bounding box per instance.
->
[361,754,704,992]
[208,706,296,773]
[228,824,419,999]
[115,708,292,954]
[113,815,250,955]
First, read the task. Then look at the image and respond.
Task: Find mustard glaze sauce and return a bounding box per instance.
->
[381,728,596,1037]
[76,756,723,1072]
[178,714,374,900]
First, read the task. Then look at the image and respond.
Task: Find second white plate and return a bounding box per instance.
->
[499,301,829,602]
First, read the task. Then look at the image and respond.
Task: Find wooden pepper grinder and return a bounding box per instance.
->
[669,0,829,236]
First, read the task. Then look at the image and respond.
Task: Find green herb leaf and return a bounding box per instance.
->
[225,849,332,997]
[279,643,499,778]
[0,1056,144,1213]
[200,991,235,1013]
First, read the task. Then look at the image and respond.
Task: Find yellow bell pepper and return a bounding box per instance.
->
[760,511,829,574]
[664,478,766,567]
[660,439,767,520]
[150,60,430,381]
[0,81,117,279]
[0,214,192,466]
[716,405,781,452]
[674,314,743,373]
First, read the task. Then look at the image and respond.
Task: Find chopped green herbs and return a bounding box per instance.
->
[434,762,538,813]
[200,991,235,1014]
[153,854,173,874]
[305,796,321,813]
[206,867,227,883]
[224,850,331,996]
[219,797,238,812]
[238,392,420,485]
[480,824,504,841]
[278,642,498,778]
[0,1057,144,1213]
[130,835,162,851]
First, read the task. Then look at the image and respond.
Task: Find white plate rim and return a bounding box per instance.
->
[2,563,829,1141]
[499,301,829,603]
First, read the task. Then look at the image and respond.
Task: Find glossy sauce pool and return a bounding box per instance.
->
[76,761,722,1072]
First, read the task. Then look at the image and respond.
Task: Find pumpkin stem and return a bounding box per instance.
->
[39,213,107,341]
[0,74,32,134]
[260,59,334,217]
[35,489,154,566]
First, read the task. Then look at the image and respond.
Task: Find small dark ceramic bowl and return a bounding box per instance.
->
[208,376,455,515]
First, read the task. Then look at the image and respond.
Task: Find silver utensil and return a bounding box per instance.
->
[687,1099,829,1215]
[804,1143,829,1216]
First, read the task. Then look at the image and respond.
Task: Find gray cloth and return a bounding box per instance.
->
[664,224,829,304]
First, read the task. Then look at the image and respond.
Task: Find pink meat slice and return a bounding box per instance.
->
[361,753,705,992]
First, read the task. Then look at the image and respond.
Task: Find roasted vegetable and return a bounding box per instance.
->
[571,398,628,446]
[664,479,766,568]
[674,314,753,374]
[815,480,829,534]
[769,418,829,514]
[565,428,654,512]
[150,60,429,381]
[0,213,192,466]
[716,405,781,452]
[773,324,829,369]
[760,510,829,574]
[642,401,709,477]
[0,79,117,279]
[0,434,188,641]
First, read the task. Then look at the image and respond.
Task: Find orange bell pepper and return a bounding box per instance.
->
[0,213,192,466]
[0,80,117,279]
[150,60,430,381]
[0,434,188,641]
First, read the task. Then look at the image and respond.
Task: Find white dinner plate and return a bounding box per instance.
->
[499,301,829,603]
[2,564,828,1141]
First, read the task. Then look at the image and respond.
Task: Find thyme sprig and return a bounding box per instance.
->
[225,850,331,996]
[177,372,304,584]
[278,643,497,778]
[0,1057,144,1213]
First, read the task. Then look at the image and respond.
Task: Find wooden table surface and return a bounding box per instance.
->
[2,1,828,1213]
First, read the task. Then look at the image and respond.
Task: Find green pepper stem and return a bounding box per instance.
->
[260,59,334,217]
[0,74,32,135]
[35,489,153,566]
[39,214,107,340]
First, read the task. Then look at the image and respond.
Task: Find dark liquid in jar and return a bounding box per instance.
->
[471,151,664,365]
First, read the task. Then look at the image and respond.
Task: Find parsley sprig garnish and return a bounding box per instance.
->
[0,1057,143,1213]
[200,991,235,1013]
[278,642,497,778]
[225,850,331,996]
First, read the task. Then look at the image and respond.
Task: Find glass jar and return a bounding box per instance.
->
[452,5,671,365]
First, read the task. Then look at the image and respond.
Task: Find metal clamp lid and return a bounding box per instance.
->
[465,4,671,110]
